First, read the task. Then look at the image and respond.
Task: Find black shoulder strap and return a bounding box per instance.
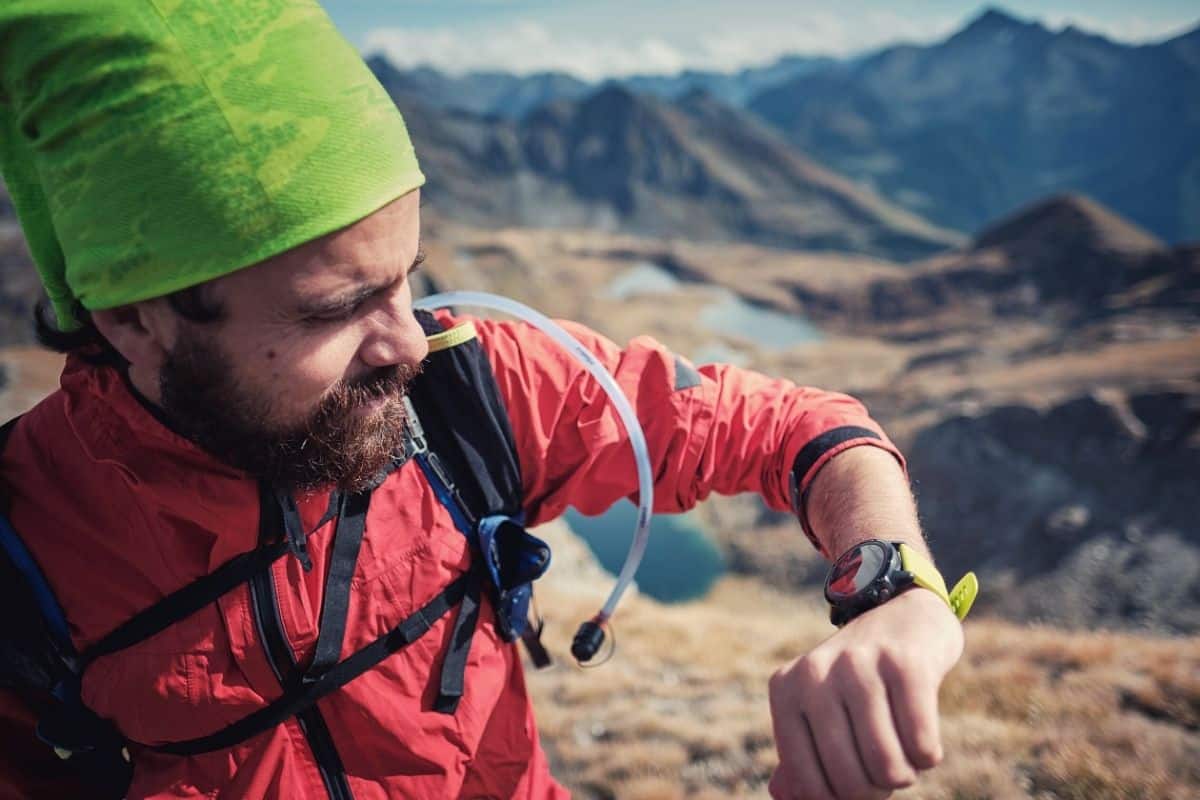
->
[3,309,543,764]
[407,310,551,669]
[408,310,524,520]
[0,412,70,692]
[148,567,479,756]
[78,540,291,670]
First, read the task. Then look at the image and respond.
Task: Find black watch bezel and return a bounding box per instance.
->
[824,539,916,627]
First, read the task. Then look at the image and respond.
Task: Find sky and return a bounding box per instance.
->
[319,1,1200,80]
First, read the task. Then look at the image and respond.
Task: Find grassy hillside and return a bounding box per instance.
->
[528,523,1200,799]
[1,211,1195,798]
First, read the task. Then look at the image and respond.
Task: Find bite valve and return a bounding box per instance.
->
[571,618,606,663]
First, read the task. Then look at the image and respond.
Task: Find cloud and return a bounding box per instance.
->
[361,6,1196,80]
[362,11,963,80]
[365,22,684,79]
[1039,11,1197,42]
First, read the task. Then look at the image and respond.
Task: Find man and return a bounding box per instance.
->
[0,2,966,798]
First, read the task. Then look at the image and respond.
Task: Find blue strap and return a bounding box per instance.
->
[415,451,550,641]
[0,511,75,656]
[477,515,551,641]
[415,451,479,540]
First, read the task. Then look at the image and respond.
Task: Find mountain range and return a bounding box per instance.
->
[371,7,1200,246]
[839,193,1200,324]
[373,70,964,259]
[749,8,1200,243]
[363,53,837,119]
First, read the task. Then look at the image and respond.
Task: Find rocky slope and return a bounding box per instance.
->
[527,525,1200,798]
[821,193,1200,326]
[910,389,1200,633]
[382,82,964,260]
[368,8,1200,245]
[3,175,1196,637]
[407,192,1200,637]
[1,203,1197,796]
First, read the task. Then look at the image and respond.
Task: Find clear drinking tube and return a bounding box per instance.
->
[413,291,653,662]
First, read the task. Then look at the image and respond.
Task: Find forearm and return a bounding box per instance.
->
[482,315,907,524]
[804,444,933,563]
[772,439,966,799]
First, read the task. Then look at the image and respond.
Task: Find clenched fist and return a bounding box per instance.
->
[768,587,965,800]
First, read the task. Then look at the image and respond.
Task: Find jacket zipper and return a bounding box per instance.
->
[250,568,354,800]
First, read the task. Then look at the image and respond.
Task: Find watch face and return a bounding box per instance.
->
[826,541,890,601]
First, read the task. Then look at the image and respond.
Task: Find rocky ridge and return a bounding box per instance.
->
[380,80,964,260]
[748,8,1200,242]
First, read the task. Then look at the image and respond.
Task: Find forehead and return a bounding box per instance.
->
[213,191,421,302]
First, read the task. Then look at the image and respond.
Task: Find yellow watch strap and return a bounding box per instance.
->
[426,320,478,353]
[948,573,979,620]
[897,543,978,621]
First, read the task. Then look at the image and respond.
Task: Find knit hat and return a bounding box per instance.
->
[0,0,424,330]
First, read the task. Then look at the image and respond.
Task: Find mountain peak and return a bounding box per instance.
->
[967,7,1026,32]
[581,83,660,119]
[974,193,1165,257]
[952,6,1045,43]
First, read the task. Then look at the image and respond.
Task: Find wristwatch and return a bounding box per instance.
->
[824,539,978,627]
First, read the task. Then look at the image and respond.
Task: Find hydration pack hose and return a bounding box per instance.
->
[413,292,653,663]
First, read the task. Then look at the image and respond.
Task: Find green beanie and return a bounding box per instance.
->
[0,0,425,330]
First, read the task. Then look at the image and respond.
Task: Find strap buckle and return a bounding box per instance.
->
[402,397,429,458]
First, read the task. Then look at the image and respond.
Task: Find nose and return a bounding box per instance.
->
[357,303,429,369]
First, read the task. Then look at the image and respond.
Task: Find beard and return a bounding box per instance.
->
[158,333,421,493]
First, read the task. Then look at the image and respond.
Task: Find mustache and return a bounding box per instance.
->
[325,362,423,412]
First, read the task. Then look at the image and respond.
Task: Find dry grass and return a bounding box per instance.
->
[4,225,1197,799]
[529,524,1200,799]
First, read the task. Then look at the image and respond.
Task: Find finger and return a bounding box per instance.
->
[799,714,842,800]
[882,655,944,770]
[839,668,917,790]
[770,704,835,800]
[768,767,792,800]
[808,697,888,800]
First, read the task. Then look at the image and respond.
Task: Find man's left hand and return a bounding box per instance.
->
[767,587,965,800]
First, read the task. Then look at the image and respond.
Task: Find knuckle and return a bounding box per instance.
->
[798,653,830,685]
[768,668,790,700]
[832,647,876,684]
[880,761,917,789]
[767,769,788,800]
[911,737,944,769]
[778,656,826,695]
[878,645,914,677]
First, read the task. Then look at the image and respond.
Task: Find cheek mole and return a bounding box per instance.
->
[266,349,277,361]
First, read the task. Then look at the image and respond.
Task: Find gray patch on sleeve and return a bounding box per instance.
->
[673,355,702,391]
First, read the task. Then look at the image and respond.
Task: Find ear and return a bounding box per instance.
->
[91,300,177,372]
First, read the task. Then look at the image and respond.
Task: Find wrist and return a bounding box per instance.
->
[887,588,966,654]
[895,582,962,623]
[824,539,978,627]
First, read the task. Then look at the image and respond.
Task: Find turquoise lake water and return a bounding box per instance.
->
[563,263,819,602]
[564,501,726,603]
[605,261,821,352]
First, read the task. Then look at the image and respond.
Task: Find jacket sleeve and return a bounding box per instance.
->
[474,317,904,556]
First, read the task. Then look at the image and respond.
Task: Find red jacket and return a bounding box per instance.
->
[0,316,900,799]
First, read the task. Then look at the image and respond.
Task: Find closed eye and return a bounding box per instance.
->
[295,248,424,326]
[302,304,361,325]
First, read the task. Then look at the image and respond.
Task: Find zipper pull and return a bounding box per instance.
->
[277,491,314,572]
[402,397,428,456]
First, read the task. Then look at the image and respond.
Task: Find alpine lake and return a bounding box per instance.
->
[560,262,821,603]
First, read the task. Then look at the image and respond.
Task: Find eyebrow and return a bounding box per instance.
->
[294,248,425,316]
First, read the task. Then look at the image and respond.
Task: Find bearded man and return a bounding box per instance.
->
[0,2,969,799]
